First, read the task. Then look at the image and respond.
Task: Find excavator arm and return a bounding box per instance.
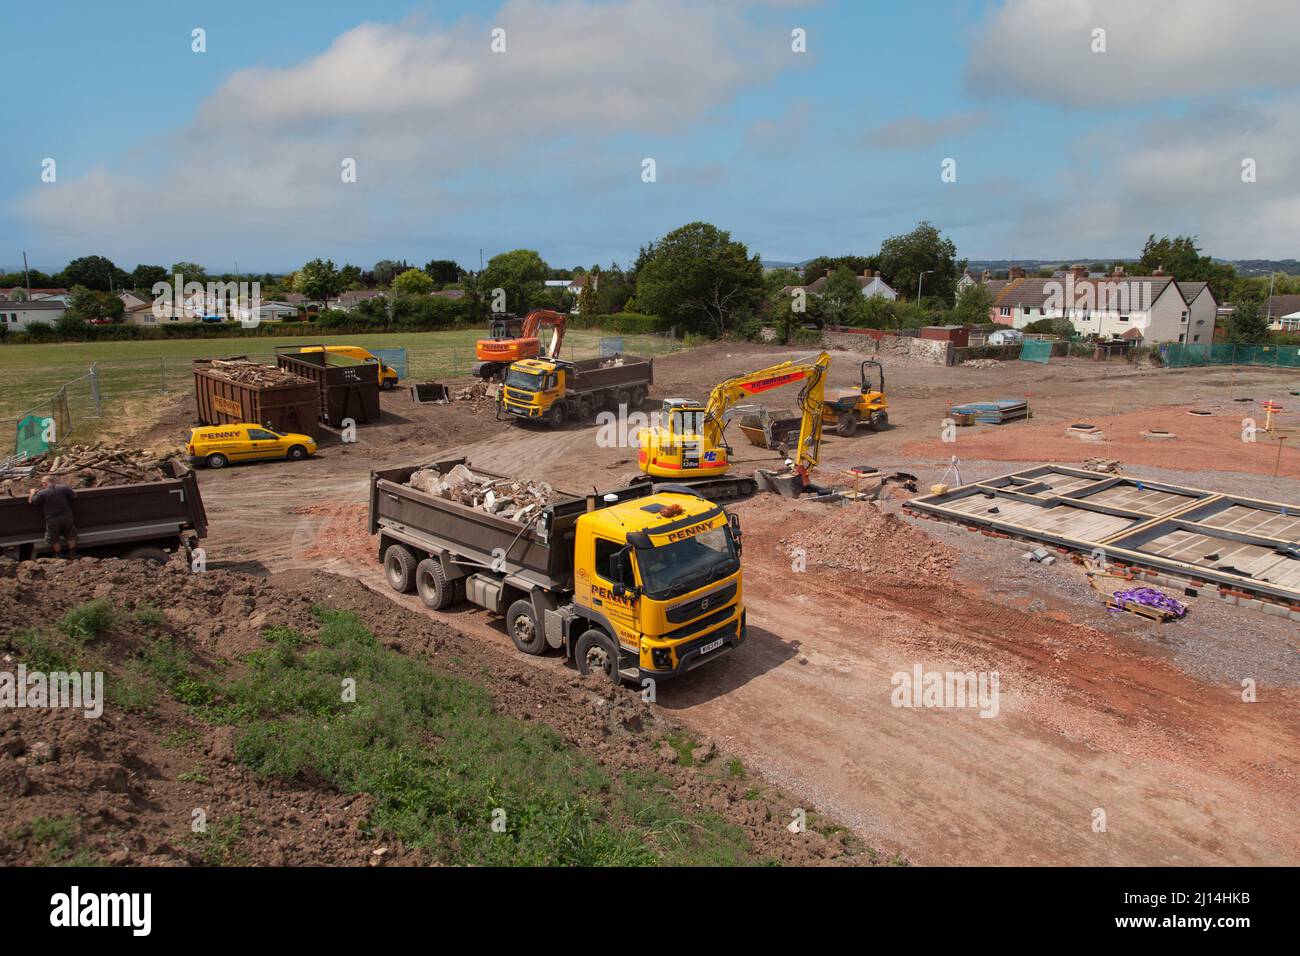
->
[700,352,831,467]
[520,309,568,359]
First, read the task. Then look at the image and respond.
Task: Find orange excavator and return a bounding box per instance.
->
[474,309,568,381]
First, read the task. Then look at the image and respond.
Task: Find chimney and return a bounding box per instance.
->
[1009,265,1025,280]
[862,268,874,278]
[981,269,992,282]
[1070,264,1088,280]
[1111,264,1126,278]
[825,269,832,277]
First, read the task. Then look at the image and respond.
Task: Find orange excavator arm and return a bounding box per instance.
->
[520,309,567,359]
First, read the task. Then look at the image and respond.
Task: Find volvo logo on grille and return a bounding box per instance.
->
[700,598,710,610]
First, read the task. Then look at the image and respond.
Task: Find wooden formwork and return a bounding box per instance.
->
[905,464,1300,618]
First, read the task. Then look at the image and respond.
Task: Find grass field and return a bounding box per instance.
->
[0,327,681,430]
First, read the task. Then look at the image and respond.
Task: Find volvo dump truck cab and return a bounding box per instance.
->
[371,460,744,682]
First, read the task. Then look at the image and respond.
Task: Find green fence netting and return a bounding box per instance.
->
[1163,343,1300,368]
[1019,339,1052,363]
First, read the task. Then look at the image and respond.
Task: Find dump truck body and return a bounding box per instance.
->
[370,459,745,681]
[498,354,653,426]
[0,461,207,561]
[275,349,382,428]
[193,361,322,439]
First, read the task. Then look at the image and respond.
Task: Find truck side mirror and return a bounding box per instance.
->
[728,513,743,555]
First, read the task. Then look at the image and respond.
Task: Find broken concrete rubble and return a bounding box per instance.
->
[406,463,555,520]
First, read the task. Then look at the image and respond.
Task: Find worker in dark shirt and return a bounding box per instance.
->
[28,476,77,557]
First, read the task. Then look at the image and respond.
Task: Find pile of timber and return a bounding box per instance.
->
[406,462,554,522]
[1,444,180,494]
[201,359,311,387]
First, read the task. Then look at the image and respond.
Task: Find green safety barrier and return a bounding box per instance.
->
[1019,339,1052,363]
[1163,343,1300,368]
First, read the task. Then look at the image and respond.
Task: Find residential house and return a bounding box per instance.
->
[985,264,1215,344]
[0,299,68,331]
[119,290,153,311]
[782,269,898,301]
[334,290,386,311]
[1,286,69,302]
[1263,294,1300,332]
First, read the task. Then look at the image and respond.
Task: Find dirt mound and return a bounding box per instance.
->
[758,498,957,582]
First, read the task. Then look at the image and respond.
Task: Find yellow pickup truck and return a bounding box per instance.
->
[297,345,399,390]
[187,424,317,469]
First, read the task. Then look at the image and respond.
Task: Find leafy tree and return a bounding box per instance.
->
[58,255,121,291]
[1139,235,1237,301]
[953,283,994,325]
[635,222,764,336]
[577,271,600,316]
[393,268,435,296]
[482,249,548,313]
[423,259,464,286]
[66,285,125,323]
[339,263,362,289]
[1022,317,1074,337]
[170,261,207,281]
[801,255,875,283]
[877,221,959,302]
[55,312,90,338]
[373,260,411,287]
[131,264,168,290]
[1225,298,1270,343]
[844,295,895,329]
[595,265,634,314]
[821,267,865,324]
[295,258,344,304]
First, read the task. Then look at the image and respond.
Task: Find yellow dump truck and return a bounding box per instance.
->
[370,458,745,682]
[498,354,654,427]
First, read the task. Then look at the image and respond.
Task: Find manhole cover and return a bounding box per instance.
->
[1141,429,1177,441]
[1068,423,1098,430]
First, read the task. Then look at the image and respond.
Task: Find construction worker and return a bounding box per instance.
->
[28,475,77,557]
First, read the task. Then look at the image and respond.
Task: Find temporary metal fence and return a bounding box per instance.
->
[1162,342,1300,368]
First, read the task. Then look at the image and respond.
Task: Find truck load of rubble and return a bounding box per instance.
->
[198,359,312,387]
[1,444,183,494]
[405,462,555,522]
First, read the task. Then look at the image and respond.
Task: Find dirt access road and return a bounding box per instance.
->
[158,342,1299,866]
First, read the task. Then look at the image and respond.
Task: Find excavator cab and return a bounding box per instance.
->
[474,309,568,381]
[824,359,889,436]
[639,398,730,477]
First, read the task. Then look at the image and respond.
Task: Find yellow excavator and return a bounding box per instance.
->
[635,352,831,496]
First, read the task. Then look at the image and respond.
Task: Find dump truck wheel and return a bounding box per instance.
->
[575,630,620,682]
[631,386,647,408]
[380,378,395,391]
[615,390,631,411]
[574,399,592,421]
[547,404,566,429]
[507,600,547,655]
[205,452,228,469]
[384,544,417,593]
[124,546,170,565]
[868,411,889,431]
[286,444,309,461]
[415,558,454,610]
[836,413,858,437]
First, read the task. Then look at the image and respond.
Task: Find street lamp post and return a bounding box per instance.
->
[917,270,934,305]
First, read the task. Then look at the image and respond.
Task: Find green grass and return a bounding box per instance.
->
[0,326,684,422]
[203,609,765,866]
[21,815,98,865]
[190,814,247,866]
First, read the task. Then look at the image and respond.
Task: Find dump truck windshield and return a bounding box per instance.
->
[505,368,545,391]
[636,526,738,599]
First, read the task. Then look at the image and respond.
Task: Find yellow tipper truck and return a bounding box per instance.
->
[497,354,654,427]
[370,458,745,682]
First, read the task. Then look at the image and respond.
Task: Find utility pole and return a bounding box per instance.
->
[917,270,934,305]
[22,251,31,298]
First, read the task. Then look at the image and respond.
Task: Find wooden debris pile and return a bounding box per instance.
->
[1081,457,1121,473]
[1,444,180,494]
[199,359,311,387]
[406,463,554,521]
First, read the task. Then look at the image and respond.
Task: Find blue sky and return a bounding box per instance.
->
[5,0,1298,274]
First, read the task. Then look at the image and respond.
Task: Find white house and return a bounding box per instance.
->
[783,269,898,301]
[1264,294,1300,332]
[0,299,68,331]
[986,265,1216,344]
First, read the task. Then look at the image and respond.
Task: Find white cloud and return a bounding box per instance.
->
[861,111,991,150]
[15,0,785,263]
[967,0,1300,107]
